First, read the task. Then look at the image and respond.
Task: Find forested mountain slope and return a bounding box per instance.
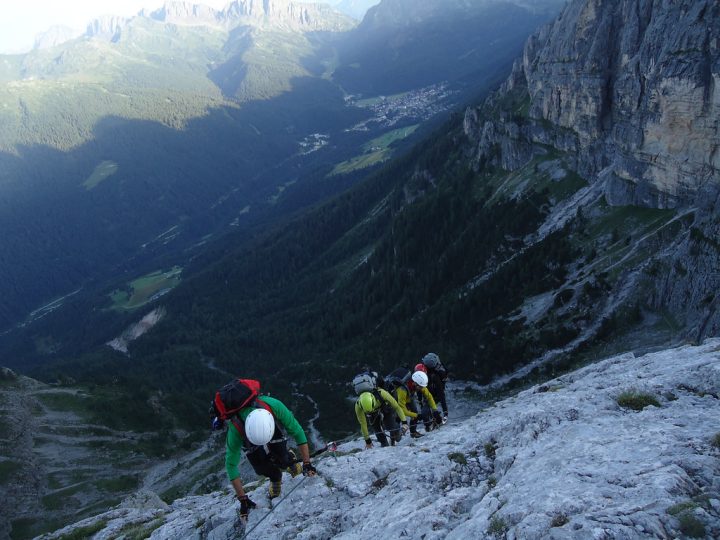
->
[0,1,357,332]
[335,0,564,96]
[120,0,719,435]
[0,0,554,338]
[6,0,716,419]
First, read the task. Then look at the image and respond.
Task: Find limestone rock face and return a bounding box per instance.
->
[646,183,720,339]
[85,16,127,42]
[97,0,356,37]
[224,0,356,32]
[465,0,720,209]
[148,2,222,26]
[462,0,720,342]
[120,490,170,511]
[37,342,720,540]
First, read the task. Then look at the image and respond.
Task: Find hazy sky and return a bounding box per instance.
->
[0,0,238,53]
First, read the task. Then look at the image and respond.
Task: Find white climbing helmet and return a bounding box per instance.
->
[412,370,429,388]
[245,408,275,445]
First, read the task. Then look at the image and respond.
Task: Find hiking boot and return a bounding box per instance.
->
[286,449,302,478]
[410,431,424,439]
[269,480,282,499]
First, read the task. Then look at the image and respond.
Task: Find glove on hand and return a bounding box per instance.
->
[238,495,257,520]
[303,462,317,476]
[432,410,443,425]
[401,423,409,435]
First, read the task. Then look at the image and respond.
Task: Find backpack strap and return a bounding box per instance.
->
[230,417,246,439]
[228,397,276,441]
[254,397,274,416]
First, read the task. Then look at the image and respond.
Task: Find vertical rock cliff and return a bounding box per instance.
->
[463,0,720,342]
[467,0,719,208]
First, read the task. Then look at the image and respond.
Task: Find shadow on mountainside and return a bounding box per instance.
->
[0,73,368,350]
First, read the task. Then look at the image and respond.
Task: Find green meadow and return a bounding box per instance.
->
[110,267,182,311]
[83,161,118,190]
[331,124,419,176]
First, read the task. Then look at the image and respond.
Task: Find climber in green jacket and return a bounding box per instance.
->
[355,388,409,449]
[211,382,317,522]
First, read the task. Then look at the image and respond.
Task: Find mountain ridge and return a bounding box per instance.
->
[87,0,356,42]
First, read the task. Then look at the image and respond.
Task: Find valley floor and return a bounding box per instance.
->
[41,340,720,539]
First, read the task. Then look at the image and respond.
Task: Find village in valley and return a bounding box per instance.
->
[346,82,458,131]
[297,82,458,156]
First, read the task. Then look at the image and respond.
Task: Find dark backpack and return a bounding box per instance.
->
[384,367,411,392]
[214,379,263,420]
[352,370,384,395]
[213,379,276,442]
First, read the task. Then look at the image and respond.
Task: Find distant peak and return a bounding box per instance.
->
[147,2,222,25]
[85,15,127,42]
[223,0,356,31]
[81,0,354,40]
[33,25,80,51]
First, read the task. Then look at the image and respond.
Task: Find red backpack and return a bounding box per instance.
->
[214,379,262,419]
[213,379,274,439]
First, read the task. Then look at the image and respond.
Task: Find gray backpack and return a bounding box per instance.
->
[352,371,383,395]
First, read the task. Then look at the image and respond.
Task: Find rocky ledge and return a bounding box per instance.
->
[41,339,720,539]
